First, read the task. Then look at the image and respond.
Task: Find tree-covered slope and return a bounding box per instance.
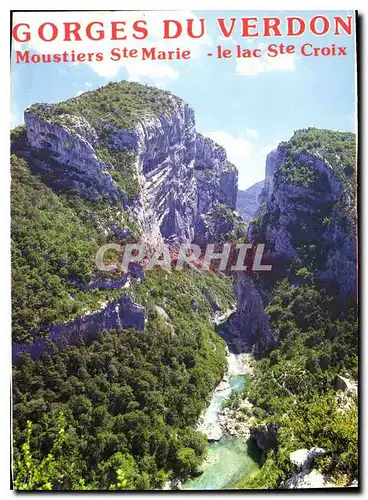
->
[29,81,181,131]
[13,269,234,490]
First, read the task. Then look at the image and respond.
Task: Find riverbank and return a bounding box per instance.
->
[183,319,261,490]
[196,347,253,442]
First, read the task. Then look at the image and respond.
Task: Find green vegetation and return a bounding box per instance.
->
[236,128,358,489]
[206,203,247,242]
[13,268,233,490]
[234,276,358,489]
[29,81,180,131]
[11,153,138,343]
[95,147,139,198]
[278,128,356,193]
[278,156,317,187]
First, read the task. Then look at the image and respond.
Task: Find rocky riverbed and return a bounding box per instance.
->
[197,345,254,442]
[184,344,260,490]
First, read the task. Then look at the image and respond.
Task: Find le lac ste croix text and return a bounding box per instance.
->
[12,15,352,64]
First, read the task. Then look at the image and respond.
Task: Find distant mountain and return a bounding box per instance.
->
[236,180,264,223]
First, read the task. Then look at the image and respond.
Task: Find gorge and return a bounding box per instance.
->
[11,81,358,490]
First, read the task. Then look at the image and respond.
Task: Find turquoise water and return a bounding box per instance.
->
[184,374,260,490]
[185,438,260,490]
[203,375,247,426]
[229,374,248,392]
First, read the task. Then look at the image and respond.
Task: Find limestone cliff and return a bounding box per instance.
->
[231,128,356,353]
[11,81,239,362]
[250,128,356,294]
[23,81,238,245]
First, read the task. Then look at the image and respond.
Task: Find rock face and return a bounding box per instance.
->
[236,180,264,223]
[232,129,356,353]
[23,84,238,245]
[285,469,329,489]
[335,375,358,398]
[217,401,252,439]
[284,447,332,489]
[25,111,128,206]
[12,294,146,364]
[194,209,245,245]
[251,422,278,457]
[230,275,275,353]
[250,130,357,295]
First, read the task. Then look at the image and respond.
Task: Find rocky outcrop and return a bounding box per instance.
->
[195,133,237,212]
[230,275,275,354]
[285,469,330,489]
[163,478,182,491]
[197,344,250,442]
[249,136,356,295]
[24,112,129,205]
[12,294,146,364]
[284,447,333,489]
[335,374,358,397]
[251,422,278,457]
[23,87,238,245]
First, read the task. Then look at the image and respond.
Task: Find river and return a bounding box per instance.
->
[184,327,261,490]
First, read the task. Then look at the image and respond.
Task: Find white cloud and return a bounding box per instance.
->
[203,131,285,190]
[245,128,259,139]
[204,130,264,189]
[75,90,84,96]
[12,11,211,80]
[236,43,296,76]
[205,130,253,166]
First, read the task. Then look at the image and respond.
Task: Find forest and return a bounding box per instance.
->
[13,268,234,490]
[232,266,358,488]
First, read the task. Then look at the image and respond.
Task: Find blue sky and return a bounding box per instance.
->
[11,10,356,189]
